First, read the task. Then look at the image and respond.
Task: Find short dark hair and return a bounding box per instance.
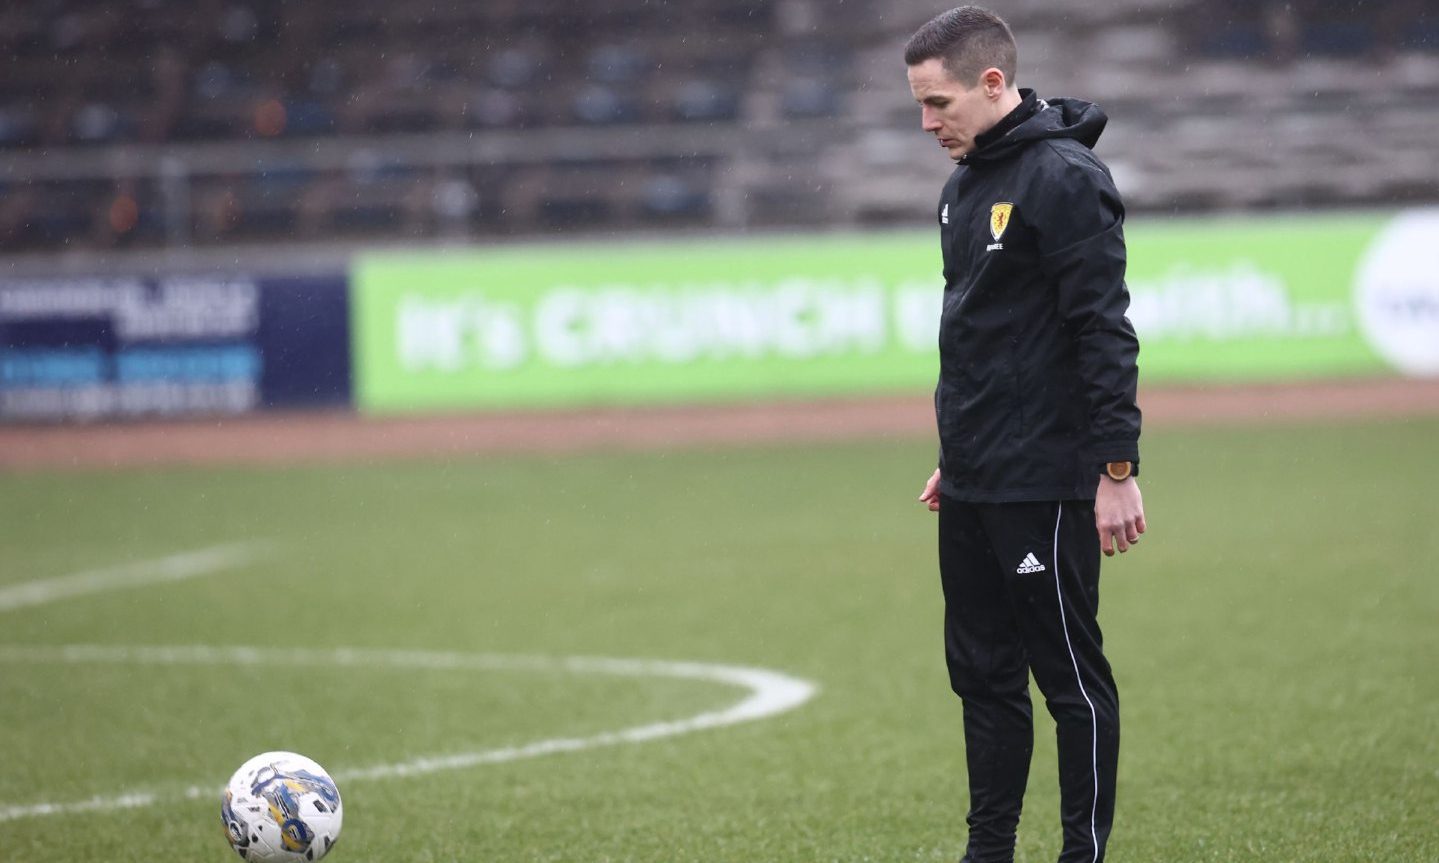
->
[903,6,1017,87]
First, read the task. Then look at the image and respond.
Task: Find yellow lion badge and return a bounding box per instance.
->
[989,202,1014,241]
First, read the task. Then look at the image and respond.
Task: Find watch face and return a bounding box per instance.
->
[1106,461,1132,481]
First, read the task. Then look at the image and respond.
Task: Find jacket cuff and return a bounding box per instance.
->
[1090,441,1140,466]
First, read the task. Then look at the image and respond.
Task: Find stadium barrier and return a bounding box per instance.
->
[3,209,1434,422]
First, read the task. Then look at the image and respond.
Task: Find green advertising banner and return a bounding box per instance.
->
[1126,215,1382,381]
[354,234,945,412]
[353,209,1439,413]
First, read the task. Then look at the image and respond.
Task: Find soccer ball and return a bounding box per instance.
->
[221,751,343,862]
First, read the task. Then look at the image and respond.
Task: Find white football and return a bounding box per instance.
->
[221,751,343,862]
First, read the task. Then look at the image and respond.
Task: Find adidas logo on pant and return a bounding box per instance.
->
[1015,552,1046,574]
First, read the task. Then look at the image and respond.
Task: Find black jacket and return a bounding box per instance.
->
[934,89,1140,502]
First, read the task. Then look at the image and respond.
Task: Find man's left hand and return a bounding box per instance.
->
[1095,477,1145,557]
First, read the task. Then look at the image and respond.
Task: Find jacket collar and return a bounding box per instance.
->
[964,89,1040,163]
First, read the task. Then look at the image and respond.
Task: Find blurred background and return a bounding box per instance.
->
[1,0,1436,253]
[0,0,1437,426]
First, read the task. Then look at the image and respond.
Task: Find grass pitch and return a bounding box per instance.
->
[1,416,1436,862]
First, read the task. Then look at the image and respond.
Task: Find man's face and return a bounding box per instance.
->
[907,58,1002,161]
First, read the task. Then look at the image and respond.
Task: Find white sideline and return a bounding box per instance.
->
[0,644,819,823]
[0,543,267,613]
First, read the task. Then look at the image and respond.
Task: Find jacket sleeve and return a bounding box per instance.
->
[1036,151,1141,467]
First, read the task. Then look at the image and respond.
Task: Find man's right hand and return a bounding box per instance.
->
[918,468,942,512]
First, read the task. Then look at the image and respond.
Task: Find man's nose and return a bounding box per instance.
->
[921,108,942,132]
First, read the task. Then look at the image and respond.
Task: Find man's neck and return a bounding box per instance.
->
[995,88,1023,119]
[973,89,1035,153]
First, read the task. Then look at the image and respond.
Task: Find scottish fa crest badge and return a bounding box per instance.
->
[989,202,1014,241]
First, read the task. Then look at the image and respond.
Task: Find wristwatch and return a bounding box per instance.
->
[1104,461,1134,482]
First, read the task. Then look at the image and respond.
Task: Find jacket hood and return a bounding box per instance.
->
[966,90,1108,164]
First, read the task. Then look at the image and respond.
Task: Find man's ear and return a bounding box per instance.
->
[980,67,1007,97]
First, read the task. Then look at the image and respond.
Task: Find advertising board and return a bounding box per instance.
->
[0,274,350,422]
[354,211,1439,413]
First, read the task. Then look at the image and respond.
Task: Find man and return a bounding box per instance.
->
[905,7,1146,863]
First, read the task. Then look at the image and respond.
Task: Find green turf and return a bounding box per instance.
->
[1,417,1436,862]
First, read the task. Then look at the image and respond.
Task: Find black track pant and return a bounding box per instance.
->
[938,497,1119,863]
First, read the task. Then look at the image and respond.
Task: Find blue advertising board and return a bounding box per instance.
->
[0,274,350,421]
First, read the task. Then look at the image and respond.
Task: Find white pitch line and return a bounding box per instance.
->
[0,542,268,614]
[0,793,158,821]
[0,644,818,823]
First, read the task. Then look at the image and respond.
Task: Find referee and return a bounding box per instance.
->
[905,8,1146,863]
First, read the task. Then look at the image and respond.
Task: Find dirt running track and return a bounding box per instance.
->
[3,378,1439,472]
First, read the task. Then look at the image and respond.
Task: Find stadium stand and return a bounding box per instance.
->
[0,0,1435,252]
